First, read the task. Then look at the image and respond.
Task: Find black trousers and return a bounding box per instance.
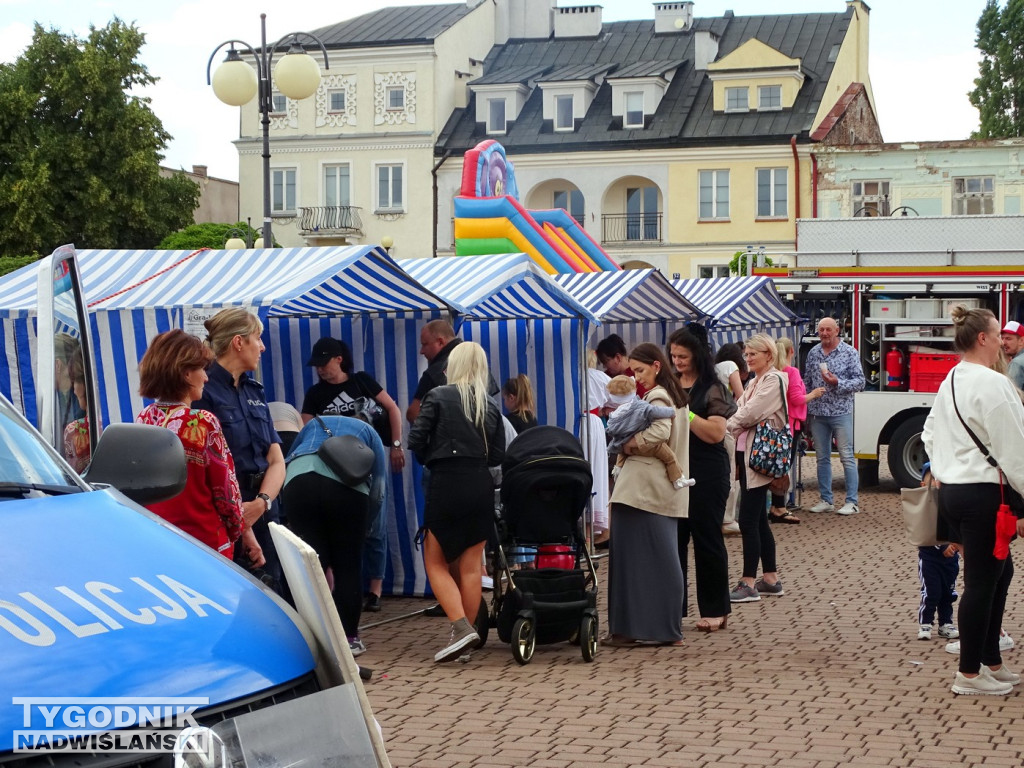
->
[736,451,777,579]
[678,458,731,617]
[938,483,1013,674]
[283,472,369,639]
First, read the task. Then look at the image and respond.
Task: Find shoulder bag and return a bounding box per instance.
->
[747,373,794,479]
[312,415,375,486]
[900,479,939,547]
[950,371,1021,559]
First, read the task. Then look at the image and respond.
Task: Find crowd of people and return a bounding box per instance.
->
[114,305,1024,686]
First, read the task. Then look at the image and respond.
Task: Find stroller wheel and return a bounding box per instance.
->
[511,617,536,665]
[580,615,598,662]
[473,596,489,650]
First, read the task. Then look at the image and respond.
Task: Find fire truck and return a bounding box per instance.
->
[757,215,1024,489]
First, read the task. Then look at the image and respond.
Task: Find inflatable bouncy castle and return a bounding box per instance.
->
[453,140,620,274]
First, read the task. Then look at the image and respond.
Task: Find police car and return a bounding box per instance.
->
[1,248,387,767]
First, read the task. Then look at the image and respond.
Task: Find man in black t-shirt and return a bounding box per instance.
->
[406,319,461,424]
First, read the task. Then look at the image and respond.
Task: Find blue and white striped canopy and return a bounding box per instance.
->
[398,253,598,322]
[671,276,799,327]
[555,269,700,323]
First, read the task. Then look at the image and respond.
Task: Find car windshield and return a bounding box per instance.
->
[0,397,80,489]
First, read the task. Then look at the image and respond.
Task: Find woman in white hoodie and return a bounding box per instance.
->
[923,305,1024,696]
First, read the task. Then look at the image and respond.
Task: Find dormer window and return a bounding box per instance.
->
[624,92,644,128]
[758,85,781,111]
[488,98,507,134]
[387,86,405,111]
[725,87,748,112]
[555,95,574,131]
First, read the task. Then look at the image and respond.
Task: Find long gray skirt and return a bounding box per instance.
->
[607,503,684,643]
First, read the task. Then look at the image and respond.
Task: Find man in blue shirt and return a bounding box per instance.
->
[803,317,866,515]
[1000,321,1024,391]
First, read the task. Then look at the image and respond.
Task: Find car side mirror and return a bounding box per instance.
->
[83,423,187,505]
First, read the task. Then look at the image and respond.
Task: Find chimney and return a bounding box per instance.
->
[554,5,603,38]
[693,30,719,70]
[654,1,694,34]
[192,165,208,179]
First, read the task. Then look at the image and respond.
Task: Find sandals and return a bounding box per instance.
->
[770,508,801,524]
[696,616,729,633]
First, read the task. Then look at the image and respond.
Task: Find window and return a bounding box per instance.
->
[271,168,296,214]
[852,180,890,216]
[328,91,346,112]
[758,85,781,110]
[324,165,350,208]
[953,176,994,215]
[555,95,574,131]
[377,164,403,211]
[271,93,287,114]
[553,189,585,228]
[624,92,644,128]
[699,170,729,219]
[757,168,787,218]
[626,186,659,241]
[725,87,748,112]
[487,98,506,134]
[699,265,731,279]
[386,86,405,110]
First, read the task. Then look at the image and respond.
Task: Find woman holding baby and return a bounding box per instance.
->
[668,328,735,632]
[602,343,690,648]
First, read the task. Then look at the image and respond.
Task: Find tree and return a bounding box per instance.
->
[729,250,774,276]
[157,222,276,250]
[969,0,1024,138]
[0,20,200,257]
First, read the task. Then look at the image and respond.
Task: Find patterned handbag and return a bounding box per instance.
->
[747,374,793,479]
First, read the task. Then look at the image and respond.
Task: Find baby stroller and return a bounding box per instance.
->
[490,425,598,665]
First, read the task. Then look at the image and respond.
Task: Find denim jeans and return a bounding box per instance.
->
[809,412,857,505]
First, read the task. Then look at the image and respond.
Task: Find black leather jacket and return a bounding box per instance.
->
[408,385,505,468]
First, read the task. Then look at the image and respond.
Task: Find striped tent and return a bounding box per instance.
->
[399,254,599,434]
[0,245,452,597]
[672,276,806,349]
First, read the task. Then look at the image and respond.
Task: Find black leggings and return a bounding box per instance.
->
[736,451,777,579]
[678,460,731,617]
[938,483,1013,674]
[283,472,369,639]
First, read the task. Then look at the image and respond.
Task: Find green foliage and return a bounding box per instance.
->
[729,250,774,276]
[969,0,1024,138]
[157,221,276,250]
[0,254,42,278]
[0,20,200,258]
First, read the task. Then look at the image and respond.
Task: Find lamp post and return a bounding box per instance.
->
[224,219,264,249]
[207,14,329,248]
[380,236,394,255]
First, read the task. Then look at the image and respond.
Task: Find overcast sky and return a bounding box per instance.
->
[0,0,991,181]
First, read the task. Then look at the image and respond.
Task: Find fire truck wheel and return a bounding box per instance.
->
[888,414,928,489]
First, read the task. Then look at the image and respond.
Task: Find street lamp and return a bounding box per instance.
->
[380,236,394,254]
[207,14,329,248]
[224,221,264,249]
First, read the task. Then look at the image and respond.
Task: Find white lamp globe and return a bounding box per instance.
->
[274,52,321,100]
[224,237,247,249]
[253,237,266,249]
[212,56,258,106]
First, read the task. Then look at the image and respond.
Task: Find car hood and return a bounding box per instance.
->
[0,490,315,751]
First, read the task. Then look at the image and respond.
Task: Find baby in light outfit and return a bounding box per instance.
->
[605,375,694,490]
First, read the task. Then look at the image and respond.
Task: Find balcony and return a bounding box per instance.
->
[601,212,662,244]
[299,206,363,237]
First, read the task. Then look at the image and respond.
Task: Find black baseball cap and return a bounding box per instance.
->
[306,337,345,367]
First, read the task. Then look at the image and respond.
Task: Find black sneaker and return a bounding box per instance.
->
[363,593,381,612]
[423,603,446,617]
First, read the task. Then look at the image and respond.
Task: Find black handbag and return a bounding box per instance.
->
[312,415,374,486]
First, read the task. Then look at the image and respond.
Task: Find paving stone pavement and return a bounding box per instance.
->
[357,455,1024,767]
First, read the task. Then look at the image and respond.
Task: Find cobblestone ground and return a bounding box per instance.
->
[357,453,1024,767]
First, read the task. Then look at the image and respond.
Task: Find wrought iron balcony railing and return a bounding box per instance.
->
[601,212,662,244]
[299,206,363,236]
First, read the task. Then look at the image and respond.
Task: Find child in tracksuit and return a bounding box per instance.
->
[916,461,960,641]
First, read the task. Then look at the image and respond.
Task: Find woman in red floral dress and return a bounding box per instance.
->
[136,329,263,564]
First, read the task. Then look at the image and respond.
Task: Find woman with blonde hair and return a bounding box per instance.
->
[501,373,538,433]
[409,342,505,662]
[726,334,788,603]
[193,308,286,591]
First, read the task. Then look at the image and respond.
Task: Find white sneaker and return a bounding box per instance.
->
[721,522,741,536]
[481,575,494,590]
[982,664,1022,685]
[836,502,860,516]
[938,624,959,639]
[951,669,1013,696]
[808,501,834,513]
[918,624,932,640]
[945,633,1014,654]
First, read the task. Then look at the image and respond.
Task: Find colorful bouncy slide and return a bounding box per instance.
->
[454,140,620,274]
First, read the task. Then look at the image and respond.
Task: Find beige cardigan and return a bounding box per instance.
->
[726,370,789,490]
[609,385,690,518]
